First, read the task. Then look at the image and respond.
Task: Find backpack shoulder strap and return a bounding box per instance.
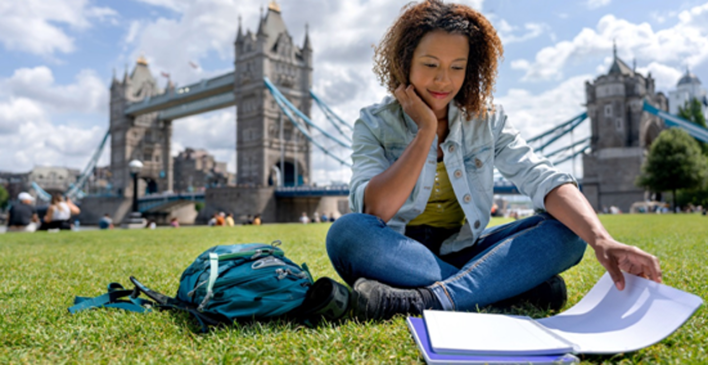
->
[69,283,155,314]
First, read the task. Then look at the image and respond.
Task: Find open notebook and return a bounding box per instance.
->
[420,272,702,357]
[407,317,580,365]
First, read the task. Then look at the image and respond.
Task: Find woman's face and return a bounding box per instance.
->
[409,30,469,119]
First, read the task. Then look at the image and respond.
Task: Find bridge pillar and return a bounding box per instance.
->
[110,56,173,199]
[234,4,312,188]
[582,49,668,212]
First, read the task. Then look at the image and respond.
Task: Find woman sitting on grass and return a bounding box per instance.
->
[326,0,662,321]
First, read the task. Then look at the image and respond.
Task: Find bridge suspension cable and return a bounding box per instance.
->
[527,112,588,153]
[65,129,110,199]
[264,78,351,149]
[31,182,52,202]
[264,77,352,167]
[642,101,708,143]
[310,90,353,142]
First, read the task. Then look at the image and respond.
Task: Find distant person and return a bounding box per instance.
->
[313,211,321,223]
[98,214,114,230]
[170,217,180,228]
[6,192,39,233]
[253,214,262,226]
[215,212,226,226]
[208,213,217,227]
[225,213,235,227]
[43,194,80,230]
[329,212,336,222]
[321,213,329,222]
[245,214,254,225]
[299,212,310,224]
[146,220,157,229]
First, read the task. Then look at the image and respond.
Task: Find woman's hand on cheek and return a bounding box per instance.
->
[394,84,437,133]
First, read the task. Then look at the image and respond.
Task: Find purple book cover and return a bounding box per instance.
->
[407,317,579,365]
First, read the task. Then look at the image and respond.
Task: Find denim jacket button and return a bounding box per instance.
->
[475,158,483,168]
[463,194,471,203]
[448,145,455,153]
[454,169,462,178]
[474,220,481,229]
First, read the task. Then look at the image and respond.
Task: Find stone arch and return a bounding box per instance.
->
[268,159,306,187]
[639,115,664,149]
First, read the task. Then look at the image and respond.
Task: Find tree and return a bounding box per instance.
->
[636,128,708,212]
[0,185,8,209]
[678,98,708,156]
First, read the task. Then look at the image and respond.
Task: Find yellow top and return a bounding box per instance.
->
[407,161,466,229]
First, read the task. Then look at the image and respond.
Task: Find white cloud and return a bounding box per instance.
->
[0,98,46,135]
[0,106,106,171]
[586,0,611,10]
[495,19,550,45]
[0,66,110,172]
[496,75,593,176]
[0,0,117,56]
[0,66,108,115]
[512,3,708,82]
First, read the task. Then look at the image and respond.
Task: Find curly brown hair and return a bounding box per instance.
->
[373,0,503,119]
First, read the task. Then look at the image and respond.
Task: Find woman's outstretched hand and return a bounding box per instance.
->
[593,238,662,291]
[394,84,437,133]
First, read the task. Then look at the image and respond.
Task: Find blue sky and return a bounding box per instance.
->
[1,0,707,184]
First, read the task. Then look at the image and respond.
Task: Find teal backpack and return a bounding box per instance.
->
[176,241,313,321]
[69,241,350,332]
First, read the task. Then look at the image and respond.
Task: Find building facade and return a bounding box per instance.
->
[582,49,668,212]
[668,69,708,120]
[173,148,229,192]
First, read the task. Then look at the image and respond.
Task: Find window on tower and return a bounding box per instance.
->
[604,104,613,117]
[615,118,624,132]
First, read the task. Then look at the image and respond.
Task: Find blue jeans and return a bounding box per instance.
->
[326,213,586,311]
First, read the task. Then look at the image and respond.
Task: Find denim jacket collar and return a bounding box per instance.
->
[399,100,463,147]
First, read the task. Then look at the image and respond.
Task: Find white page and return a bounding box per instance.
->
[424,310,576,356]
[537,272,703,354]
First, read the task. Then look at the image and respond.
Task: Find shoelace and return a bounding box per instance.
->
[383,290,423,315]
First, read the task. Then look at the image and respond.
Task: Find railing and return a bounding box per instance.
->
[274,185,349,197]
[137,192,205,212]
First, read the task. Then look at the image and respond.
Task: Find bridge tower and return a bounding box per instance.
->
[582,45,668,212]
[234,1,313,187]
[109,56,173,198]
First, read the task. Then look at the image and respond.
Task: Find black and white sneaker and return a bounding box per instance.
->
[351,278,427,321]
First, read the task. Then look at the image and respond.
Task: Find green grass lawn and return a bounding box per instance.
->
[1,214,706,364]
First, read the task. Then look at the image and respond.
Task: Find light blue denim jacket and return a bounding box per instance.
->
[349,96,577,255]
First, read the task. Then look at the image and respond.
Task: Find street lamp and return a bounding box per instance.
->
[129,160,143,213]
[123,159,144,228]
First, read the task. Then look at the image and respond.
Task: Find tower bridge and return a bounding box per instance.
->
[73,3,708,225]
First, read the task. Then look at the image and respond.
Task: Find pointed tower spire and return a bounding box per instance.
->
[257,6,266,35]
[122,63,129,84]
[303,23,312,51]
[236,15,243,42]
[613,39,617,59]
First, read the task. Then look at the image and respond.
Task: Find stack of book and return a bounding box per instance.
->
[407,273,702,364]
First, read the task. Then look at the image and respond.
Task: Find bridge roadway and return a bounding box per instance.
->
[134,182,538,213]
